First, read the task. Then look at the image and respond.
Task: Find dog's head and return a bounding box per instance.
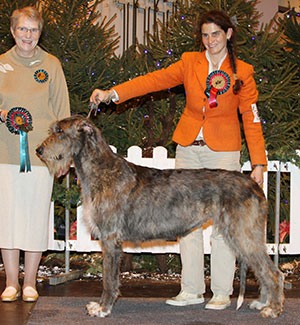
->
[36,115,98,177]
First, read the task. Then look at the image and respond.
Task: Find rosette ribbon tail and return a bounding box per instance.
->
[19,130,31,172]
[205,86,218,108]
[207,87,218,108]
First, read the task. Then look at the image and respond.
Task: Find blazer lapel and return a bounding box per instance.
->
[194,51,209,91]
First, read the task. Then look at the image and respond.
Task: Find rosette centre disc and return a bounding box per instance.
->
[15,116,24,125]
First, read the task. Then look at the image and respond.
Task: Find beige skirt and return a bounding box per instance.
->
[0,164,53,251]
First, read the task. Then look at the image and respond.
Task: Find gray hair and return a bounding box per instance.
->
[10,6,44,31]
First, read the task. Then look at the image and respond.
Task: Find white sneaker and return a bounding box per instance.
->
[165,291,204,306]
[205,295,231,310]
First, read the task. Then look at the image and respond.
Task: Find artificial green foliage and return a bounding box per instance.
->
[246,17,300,166]
[52,170,81,232]
[91,43,186,156]
[279,9,300,68]
[82,253,103,275]
[52,174,81,210]
[39,0,119,115]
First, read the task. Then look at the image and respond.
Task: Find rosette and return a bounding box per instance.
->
[6,107,33,172]
[34,69,49,83]
[205,70,231,108]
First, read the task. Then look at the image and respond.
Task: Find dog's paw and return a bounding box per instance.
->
[249,300,267,310]
[86,301,111,318]
[260,306,282,318]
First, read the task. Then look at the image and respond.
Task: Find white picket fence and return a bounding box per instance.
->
[47,146,300,256]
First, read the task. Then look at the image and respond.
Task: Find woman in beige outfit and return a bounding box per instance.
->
[0,7,70,302]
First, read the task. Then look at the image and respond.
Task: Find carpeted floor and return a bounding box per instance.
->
[27,297,300,324]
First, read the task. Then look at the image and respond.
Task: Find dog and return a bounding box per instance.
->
[36,115,284,319]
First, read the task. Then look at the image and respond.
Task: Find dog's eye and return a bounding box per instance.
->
[55,126,63,134]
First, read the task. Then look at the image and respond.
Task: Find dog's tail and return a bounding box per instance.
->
[236,260,247,310]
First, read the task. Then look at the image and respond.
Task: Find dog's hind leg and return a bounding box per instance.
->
[87,238,122,318]
[259,256,284,318]
[217,216,283,317]
[233,236,284,317]
[248,251,284,318]
[249,279,268,311]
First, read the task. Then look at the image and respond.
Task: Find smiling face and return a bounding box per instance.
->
[201,22,232,61]
[10,15,41,58]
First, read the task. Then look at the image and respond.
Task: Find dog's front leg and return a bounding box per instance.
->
[87,238,122,318]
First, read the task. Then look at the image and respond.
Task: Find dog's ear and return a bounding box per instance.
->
[78,119,95,135]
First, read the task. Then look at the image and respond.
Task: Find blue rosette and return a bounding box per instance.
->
[6,107,33,172]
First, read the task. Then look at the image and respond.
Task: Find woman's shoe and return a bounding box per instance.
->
[22,286,39,302]
[1,286,21,302]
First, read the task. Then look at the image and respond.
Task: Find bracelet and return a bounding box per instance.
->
[253,164,265,168]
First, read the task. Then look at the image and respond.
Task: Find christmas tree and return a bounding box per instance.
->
[279,8,300,69]
[40,0,119,114]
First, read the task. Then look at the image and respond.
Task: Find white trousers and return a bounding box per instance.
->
[175,144,240,296]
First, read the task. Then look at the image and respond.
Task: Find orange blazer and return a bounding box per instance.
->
[113,51,267,166]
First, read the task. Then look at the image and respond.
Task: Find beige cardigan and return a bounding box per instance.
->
[0,46,70,166]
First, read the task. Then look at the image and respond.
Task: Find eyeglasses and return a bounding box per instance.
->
[16,27,40,35]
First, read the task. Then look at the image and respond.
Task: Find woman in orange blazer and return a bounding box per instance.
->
[90,10,267,310]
